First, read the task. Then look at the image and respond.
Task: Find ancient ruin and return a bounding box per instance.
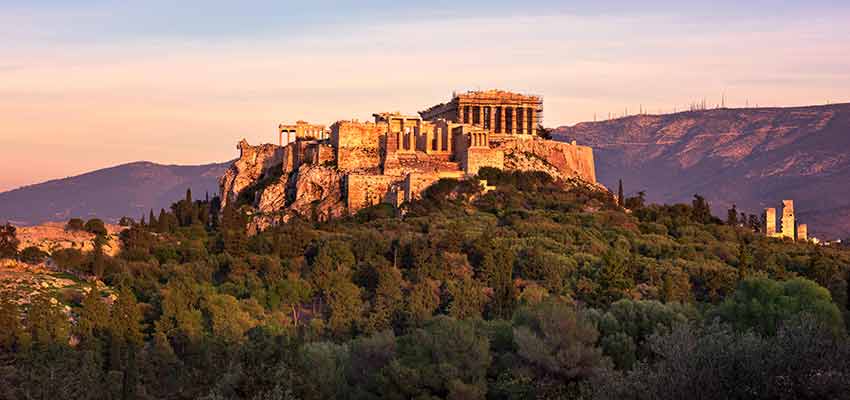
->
[764,199,812,241]
[220,90,598,229]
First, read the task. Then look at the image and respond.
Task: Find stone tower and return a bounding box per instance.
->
[797,224,808,242]
[765,208,777,236]
[780,200,795,240]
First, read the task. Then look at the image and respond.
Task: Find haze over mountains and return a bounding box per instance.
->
[553,103,850,239]
[0,161,229,226]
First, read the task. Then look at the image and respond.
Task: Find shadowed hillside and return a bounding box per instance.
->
[0,161,230,225]
[553,103,850,239]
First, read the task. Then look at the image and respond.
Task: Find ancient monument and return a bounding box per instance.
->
[764,199,812,241]
[220,90,598,229]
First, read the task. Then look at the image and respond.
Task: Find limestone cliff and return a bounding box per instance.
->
[220,139,285,208]
[222,136,602,232]
[499,139,597,184]
[220,141,346,232]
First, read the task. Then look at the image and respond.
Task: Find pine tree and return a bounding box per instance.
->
[148,210,157,229]
[727,204,739,226]
[617,179,625,207]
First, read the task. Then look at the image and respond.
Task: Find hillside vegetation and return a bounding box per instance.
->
[0,169,849,399]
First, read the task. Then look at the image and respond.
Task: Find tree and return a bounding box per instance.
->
[66,218,85,231]
[382,317,491,399]
[617,179,624,207]
[624,191,646,210]
[691,195,713,224]
[118,217,135,227]
[512,301,610,396]
[84,218,108,236]
[726,204,739,226]
[0,223,19,259]
[713,277,845,336]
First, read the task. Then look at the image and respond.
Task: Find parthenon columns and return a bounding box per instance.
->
[499,107,506,133]
[408,130,415,152]
[435,128,442,152]
[510,107,517,134]
[489,106,495,132]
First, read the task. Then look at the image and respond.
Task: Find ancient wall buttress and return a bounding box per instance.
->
[331,121,387,172]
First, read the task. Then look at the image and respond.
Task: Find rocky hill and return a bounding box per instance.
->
[553,103,850,239]
[0,161,230,226]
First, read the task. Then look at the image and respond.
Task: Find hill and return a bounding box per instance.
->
[553,103,850,239]
[0,161,230,226]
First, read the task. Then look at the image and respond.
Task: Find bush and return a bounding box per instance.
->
[84,219,108,236]
[19,246,48,264]
[66,218,85,231]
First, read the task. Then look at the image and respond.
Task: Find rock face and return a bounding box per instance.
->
[221,140,346,232]
[499,139,597,183]
[553,103,850,239]
[220,139,285,208]
[16,221,125,256]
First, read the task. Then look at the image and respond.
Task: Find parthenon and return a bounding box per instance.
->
[419,90,543,137]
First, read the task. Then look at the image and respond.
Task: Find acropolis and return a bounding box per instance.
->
[220,90,598,225]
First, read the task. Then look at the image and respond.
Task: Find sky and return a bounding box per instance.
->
[1,1,850,192]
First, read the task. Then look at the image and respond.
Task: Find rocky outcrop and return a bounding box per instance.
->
[16,222,124,256]
[499,139,597,184]
[286,166,345,220]
[219,139,285,208]
[222,140,347,232]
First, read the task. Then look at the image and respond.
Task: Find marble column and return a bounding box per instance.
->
[529,108,537,136]
[499,107,506,133]
[408,129,416,152]
[489,106,496,132]
[510,107,517,134]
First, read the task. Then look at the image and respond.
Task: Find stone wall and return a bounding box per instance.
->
[403,171,464,203]
[331,121,386,172]
[345,174,399,212]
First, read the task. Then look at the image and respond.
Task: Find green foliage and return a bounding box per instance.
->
[19,246,48,264]
[66,218,85,231]
[3,168,850,398]
[0,223,19,259]
[713,277,845,336]
[84,218,108,236]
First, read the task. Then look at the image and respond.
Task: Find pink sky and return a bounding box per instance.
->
[1,11,849,192]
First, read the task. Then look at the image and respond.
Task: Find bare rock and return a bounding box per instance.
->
[219,139,285,208]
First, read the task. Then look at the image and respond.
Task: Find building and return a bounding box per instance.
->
[273,90,595,214]
[279,121,327,145]
[764,199,812,242]
[419,90,543,138]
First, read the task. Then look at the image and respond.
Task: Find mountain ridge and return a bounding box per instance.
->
[553,102,850,239]
[0,160,231,226]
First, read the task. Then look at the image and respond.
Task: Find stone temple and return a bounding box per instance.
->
[220,90,598,225]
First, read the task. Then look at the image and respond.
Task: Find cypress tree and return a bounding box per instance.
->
[617,179,625,207]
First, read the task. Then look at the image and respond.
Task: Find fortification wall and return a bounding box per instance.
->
[332,121,386,172]
[345,174,400,212]
[462,148,505,176]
